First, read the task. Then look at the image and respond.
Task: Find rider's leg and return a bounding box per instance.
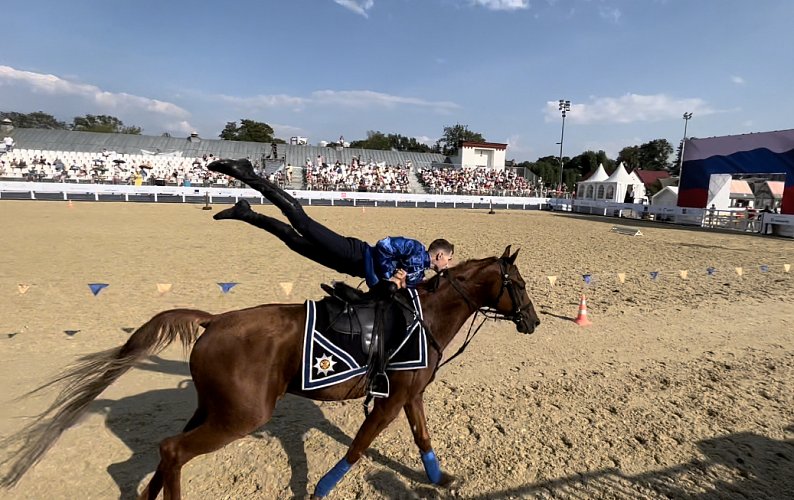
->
[207,159,300,209]
[214,200,340,267]
[208,159,369,275]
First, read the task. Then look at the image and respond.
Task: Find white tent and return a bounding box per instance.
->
[652,186,679,207]
[577,162,645,202]
[576,163,609,199]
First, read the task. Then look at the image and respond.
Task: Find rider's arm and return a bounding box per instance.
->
[374,237,420,277]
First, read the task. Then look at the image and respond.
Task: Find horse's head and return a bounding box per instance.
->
[487,245,541,334]
[438,246,541,334]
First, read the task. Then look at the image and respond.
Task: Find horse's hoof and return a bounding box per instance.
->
[437,472,460,489]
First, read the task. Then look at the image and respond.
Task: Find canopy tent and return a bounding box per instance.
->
[651,186,679,207]
[576,163,608,199]
[576,162,645,202]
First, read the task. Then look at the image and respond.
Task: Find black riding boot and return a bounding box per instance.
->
[207,158,301,210]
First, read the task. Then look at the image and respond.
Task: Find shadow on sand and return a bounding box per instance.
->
[90,355,425,499]
[90,356,794,499]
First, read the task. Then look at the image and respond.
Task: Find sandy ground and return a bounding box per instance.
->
[0,200,792,499]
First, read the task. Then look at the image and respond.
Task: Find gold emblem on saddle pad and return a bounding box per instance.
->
[314,354,337,376]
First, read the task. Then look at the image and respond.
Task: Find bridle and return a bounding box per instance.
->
[435,258,534,369]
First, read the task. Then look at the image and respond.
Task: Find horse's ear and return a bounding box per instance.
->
[500,245,512,260]
[508,248,520,264]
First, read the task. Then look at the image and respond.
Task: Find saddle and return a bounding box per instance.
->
[318,281,416,398]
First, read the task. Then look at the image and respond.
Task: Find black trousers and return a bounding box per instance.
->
[239,182,368,279]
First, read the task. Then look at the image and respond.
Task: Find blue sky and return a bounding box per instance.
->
[1,0,792,161]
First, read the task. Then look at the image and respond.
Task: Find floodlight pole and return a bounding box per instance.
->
[557,99,571,196]
[679,112,693,174]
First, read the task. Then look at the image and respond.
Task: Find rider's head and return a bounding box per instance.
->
[428,239,454,272]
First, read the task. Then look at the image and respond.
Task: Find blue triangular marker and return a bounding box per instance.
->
[88,283,109,296]
[583,274,592,284]
[760,265,769,273]
[650,271,659,280]
[64,330,80,337]
[706,267,716,276]
[218,282,238,294]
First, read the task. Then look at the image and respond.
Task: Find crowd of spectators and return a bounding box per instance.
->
[304,156,411,193]
[2,146,559,199]
[0,149,290,188]
[418,166,539,197]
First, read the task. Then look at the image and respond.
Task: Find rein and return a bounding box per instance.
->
[434,259,528,370]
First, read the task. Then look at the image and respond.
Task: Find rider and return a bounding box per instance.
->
[207,158,454,291]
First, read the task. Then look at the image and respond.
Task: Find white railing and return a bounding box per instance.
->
[3,181,791,236]
[0,181,549,208]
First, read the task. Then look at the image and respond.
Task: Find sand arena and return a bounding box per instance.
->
[0,200,792,499]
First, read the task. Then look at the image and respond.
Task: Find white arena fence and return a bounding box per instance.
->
[2,181,792,236]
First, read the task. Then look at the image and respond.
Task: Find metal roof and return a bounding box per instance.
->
[7,128,446,168]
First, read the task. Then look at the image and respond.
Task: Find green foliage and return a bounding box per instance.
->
[565,150,614,178]
[521,156,561,187]
[219,119,279,143]
[617,139,673,171]
[71,114,142,134]
[348,131,431,152]
[1,111,68,129]
[434,123,486,156]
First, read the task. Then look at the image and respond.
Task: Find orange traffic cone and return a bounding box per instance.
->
[67,200,74,209]
[574,295,592,326]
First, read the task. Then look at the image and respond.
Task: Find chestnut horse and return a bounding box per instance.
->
[1,246,540,499]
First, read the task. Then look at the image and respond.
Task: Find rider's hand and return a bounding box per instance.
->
[389,269,407,288]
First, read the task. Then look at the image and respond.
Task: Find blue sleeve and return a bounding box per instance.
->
[374,237,425,281]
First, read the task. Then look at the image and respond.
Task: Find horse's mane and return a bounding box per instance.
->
[418,256,499,292]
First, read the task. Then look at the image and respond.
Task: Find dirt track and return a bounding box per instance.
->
[0,200,792,499]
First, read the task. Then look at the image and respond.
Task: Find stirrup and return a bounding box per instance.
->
[369,372,390,399]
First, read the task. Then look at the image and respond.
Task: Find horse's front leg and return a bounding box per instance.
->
[310,395,406,498]
[404,392,458,488]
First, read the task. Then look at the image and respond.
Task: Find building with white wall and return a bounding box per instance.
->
[452,141,507,170]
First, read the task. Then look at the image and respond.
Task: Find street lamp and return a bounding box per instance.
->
[679,112,693,174]
[557,99,571,194]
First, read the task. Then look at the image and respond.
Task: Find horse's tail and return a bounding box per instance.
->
[0,308,215,488]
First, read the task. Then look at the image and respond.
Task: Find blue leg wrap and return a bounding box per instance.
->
[314,457,353,497]
[421,449,442,484]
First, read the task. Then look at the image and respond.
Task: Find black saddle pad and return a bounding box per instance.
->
[300,288,428,391]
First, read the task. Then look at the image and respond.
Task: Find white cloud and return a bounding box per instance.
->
[544,93,716,125]
[0,65,189,118]
[333,0,374,18]
[470,0,530,11]
[217,93,307,110]
[598,6,622,23]
[311,89,460,112]
[206,88,459,114]
[505,133,533,156]
[731,75,746,85]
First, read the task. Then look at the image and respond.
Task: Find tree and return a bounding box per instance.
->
[219,119,282,143]
[525,156,561,187]
[0,111,67,129]
[71,114,142,134]
[349,131,432,152]
[616,139,673,171]
[434,124,486,156]
[616,145,642,171]
[565,150,614,179]
[639,139,673,171]
[349,130,391,150]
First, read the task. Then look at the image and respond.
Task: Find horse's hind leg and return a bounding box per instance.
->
[404,393,457,488]
[311,397,405,498]
[138,407,208,500]
[141,419,247,500]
